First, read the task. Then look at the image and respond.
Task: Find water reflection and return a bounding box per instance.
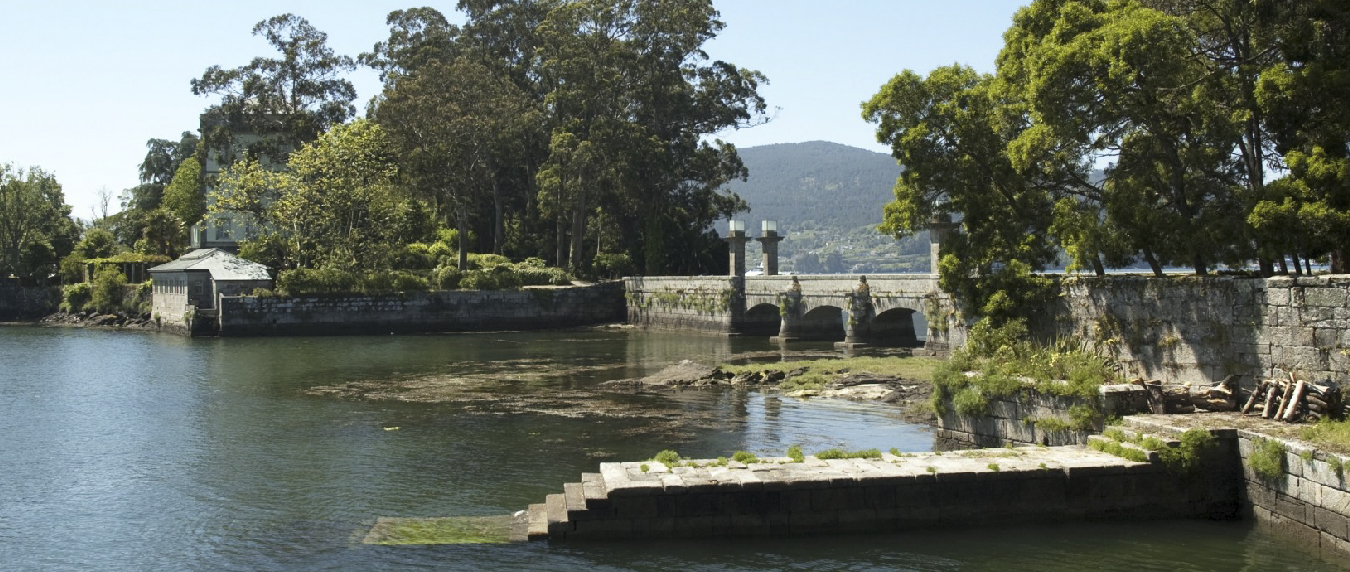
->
[0,326,1342,571]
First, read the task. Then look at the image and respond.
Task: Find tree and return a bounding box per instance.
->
[212,120,428,271]
[191,13,357,163]
[127,132,200,212]
[1256,0,1350,272]
[160,157,204,227]
[376,57,536,270]
[863,66,1057,321]
[0,164,80,285]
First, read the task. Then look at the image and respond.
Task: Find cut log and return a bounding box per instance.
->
[1282,380,1307,422]
[1276,379,1297,419]
[1262,381,1284,419]
[1241,381,1268,415]
[1307,393,1328,409]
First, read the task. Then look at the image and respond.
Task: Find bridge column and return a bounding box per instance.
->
[755,221,784,275]
[928,214,959,274]
[837,276,876,349]
[769,276,804,343]
[726,221,749,277]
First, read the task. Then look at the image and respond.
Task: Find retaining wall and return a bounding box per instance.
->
[1125,415,1350,560]
[215,283,624,336]
[935,385,1150,448]
[0,285,58,320]
[1051,275,1350,389]
[530,443,1239,541]
[623,276,741,334]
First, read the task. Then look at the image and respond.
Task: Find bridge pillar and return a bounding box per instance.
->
[726,222,749,278]
[838,276,876,349]
[769,276,804,343]
[928,214,959,274]
[755,222,784,275]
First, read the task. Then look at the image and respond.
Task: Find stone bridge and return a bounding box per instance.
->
[623,274,964,352]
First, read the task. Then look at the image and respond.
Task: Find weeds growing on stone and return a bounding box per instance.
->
[787,445,804,463]
[1250,439,1287,480]
[732,451,759,464]
[815,448,883,460]
[640,463,650,473]
[1300,420,1350,457]
[987,463,1000,472]
[651,450,681,465]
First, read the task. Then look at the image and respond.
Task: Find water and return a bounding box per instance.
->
[0,326,1341,571]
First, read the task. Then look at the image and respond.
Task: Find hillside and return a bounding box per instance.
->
[724,141,928,273]
[727,141,900,233]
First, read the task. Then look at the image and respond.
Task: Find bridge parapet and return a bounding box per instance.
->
[624,274,963,352]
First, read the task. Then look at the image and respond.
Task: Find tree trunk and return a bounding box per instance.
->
[492,179,504,255]
[1143,248,1163,277]
[1332,249,1347,274]
[556,217,566,268]
[1092,255,1105,277]
[456,206,470,271]
[569,189,588,273]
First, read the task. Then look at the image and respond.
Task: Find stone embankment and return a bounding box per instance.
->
[517,438,1237,541]
[36,311,158,330]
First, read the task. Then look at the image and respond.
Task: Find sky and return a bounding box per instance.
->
[0,1,1023,222]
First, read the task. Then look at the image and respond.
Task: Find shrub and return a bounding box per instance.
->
[731,451,759,464]
[1250,439,1287,480]
[90,266,127,313]
[61,282,92,312]
[467,253,512,269]
[786,445,805,463]
[651,450,682,465]
[432,266,462,290]
[591,253,634,279]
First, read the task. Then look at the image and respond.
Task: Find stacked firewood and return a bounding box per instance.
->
[1136,375,1240,414]
[1240,373,1344,423]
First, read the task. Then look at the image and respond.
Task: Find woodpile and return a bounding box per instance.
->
[1136,374,1240,414]
[1240,373,1344,423]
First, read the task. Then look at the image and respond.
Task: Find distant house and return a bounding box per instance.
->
[192,112,295,251]
[149,249,271,323]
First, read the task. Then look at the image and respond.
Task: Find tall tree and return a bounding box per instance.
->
[0,164,80,285]
[376,57,536,270]
[191,13,357,164]
[126,132,200,212]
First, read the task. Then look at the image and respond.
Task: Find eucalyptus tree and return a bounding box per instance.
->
[191,13,357,164]
[375,57,536,270]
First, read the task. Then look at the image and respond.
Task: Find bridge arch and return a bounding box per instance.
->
[742,303,781,336]
[869,307,922,347]
[798,305,845,341]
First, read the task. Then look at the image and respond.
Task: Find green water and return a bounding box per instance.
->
[0,326,1340,571]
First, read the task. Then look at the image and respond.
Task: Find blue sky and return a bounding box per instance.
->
[0,1,1022,220]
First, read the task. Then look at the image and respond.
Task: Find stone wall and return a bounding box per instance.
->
[935,385,1151,448]
[623,276,742,334]
[0,285,59,320]
[1126,415,1350,560]
[1050,275,1350,389]
[531,443,1239,541]
[215,283,625,336]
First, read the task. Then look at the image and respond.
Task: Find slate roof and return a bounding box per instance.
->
[149,249,272,281]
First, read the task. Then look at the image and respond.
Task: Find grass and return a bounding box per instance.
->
[720,355,940,387]
[651,450,681,465]
[1300,419,1350,456]
[786,445,805,463]
[815,448,883,460]
[363,516,511,545]
[732,451,759,464]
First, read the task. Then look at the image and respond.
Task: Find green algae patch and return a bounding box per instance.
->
[363,516,512,545]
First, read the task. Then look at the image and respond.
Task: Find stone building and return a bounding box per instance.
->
[149,249,271,326]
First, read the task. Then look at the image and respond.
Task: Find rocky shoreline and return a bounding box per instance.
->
[604,359,936,425]
[32,311,159,330]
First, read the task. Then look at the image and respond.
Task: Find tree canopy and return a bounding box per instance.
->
[0,164,80,285]
[866,0,1350,321]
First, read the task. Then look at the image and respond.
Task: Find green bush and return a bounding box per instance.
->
[592,253,634,279]
[432,266,463,289]
[90,267,127,314]
[731,451,759,464]
[1250,439,1287,480]
[786,445,805,463]
[61,282,92,312]
[651,450,682,465]
[467,253,512,269]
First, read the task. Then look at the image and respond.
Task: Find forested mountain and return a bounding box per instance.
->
[726,141,900,233]
[724,141,928,273]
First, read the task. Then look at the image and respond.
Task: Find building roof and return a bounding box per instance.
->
[150,249,272,282]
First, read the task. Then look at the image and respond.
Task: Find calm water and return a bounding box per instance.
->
[0,326,1341,571]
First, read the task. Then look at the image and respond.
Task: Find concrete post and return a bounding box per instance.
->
[928,214,959,275]
[756,231,785,275]
[727,231,750,277]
